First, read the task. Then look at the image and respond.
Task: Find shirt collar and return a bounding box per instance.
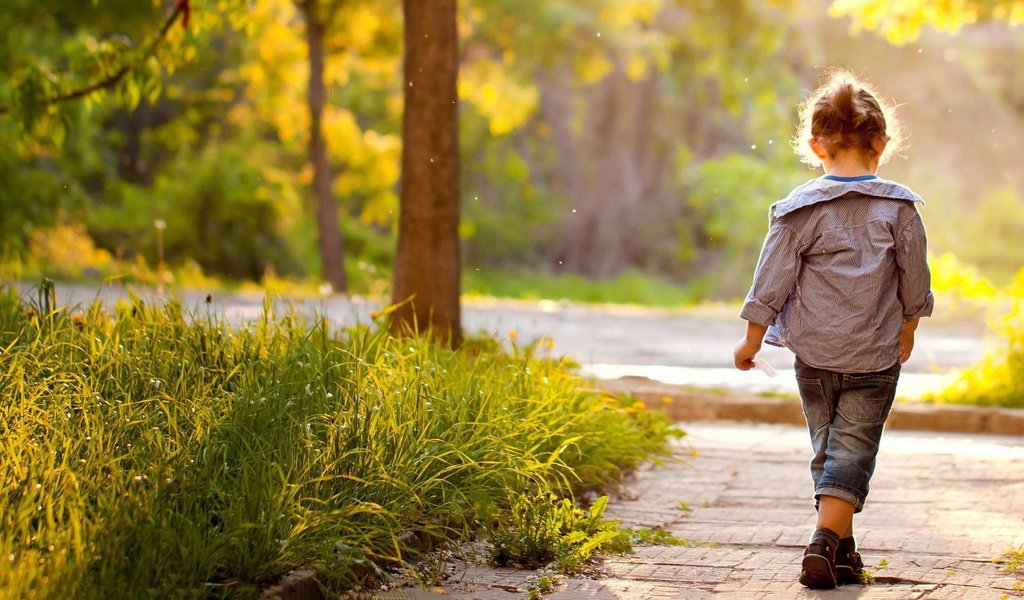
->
[772,177,923,219]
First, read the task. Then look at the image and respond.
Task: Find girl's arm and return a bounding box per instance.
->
[895,213,934,322]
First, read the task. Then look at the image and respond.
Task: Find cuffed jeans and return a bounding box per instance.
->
[794,357,900,513]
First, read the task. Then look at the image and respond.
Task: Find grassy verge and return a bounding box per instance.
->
[0,286,678,599]
[463,269,701,307]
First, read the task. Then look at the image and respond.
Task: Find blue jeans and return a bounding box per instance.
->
[794,357,900,513]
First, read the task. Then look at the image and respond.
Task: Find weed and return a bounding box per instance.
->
[528,574,561,598]
[486,494,629,574]
[1002,544,1024,574]
[997,542,1024,595]
[623,528,691,547]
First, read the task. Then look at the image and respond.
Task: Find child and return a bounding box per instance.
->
[733,69,933,589]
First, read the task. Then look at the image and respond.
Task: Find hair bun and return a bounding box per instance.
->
[833,82,856,126]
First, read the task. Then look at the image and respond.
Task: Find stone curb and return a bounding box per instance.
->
[598,376,1024,436]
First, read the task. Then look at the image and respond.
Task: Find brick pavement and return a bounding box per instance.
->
[390,422,1024,599]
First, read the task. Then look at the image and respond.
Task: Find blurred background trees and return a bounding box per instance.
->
[2,0,1024,302]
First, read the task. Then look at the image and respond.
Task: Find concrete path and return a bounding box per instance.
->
[24,283,990,400]
[398,423,1024,599]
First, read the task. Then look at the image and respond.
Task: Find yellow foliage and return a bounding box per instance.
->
[929,252,998,301]
[828,0,1018,43]
[626,56,648,81]
[343,6,383,50]
[597,0,661,28]
[237,0,307,143]
[459,59,539,135]
[27,224,115,280]
[577,53,614,85]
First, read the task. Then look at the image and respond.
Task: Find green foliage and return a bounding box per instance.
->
[929,187,1024,285]
[0,288,678,598]
[486,494,630,574]
[681,153,806,298]
[89,136,309,281]
[930,295,1024,408]
[0,144,82,254]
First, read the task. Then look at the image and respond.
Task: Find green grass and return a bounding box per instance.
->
[0,286,679,598]
[463,269,701,307]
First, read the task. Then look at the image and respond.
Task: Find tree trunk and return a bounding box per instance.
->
[391,0,462,346]
[302,0,348,293]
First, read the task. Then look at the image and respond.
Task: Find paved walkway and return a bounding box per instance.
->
[396,423,1024,599]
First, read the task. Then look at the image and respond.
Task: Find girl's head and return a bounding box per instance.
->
[794,69,903,169]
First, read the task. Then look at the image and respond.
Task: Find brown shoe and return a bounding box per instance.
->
[835,544,864,585]
[799,541,837,589]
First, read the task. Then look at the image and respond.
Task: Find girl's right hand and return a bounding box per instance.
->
[733,338,761,370]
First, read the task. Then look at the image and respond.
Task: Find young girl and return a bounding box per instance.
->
[733,69,933,589]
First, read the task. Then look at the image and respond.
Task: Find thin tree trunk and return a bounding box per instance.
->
[391,0,462,346]
[303,1,348,293]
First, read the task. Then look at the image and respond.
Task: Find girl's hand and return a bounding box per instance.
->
[899,318,919,364]
[734,338,761,370]
[734,321,769,370]
[899,328,915,363]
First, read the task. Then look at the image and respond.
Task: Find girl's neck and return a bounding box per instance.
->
[821,151,878,178]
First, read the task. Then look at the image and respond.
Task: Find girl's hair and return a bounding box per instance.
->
[794,68,903,168]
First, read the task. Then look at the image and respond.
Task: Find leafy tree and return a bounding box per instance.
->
[391,0,462,345]
[830,0,1024,42]
[239,0,402,286]
[0,1,193,255]
[459,0,802,280]
[296,0,347,292]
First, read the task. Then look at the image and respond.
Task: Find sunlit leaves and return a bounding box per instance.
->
[830,0,1024,44]
[460,59,539,135]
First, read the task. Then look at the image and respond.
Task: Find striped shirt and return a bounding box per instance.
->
[740,176,934,373]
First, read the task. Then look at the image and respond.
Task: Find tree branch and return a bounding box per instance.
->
[0,0,190,116]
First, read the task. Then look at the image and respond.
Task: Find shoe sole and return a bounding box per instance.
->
[835,566,863,585]
[799,553,837,589]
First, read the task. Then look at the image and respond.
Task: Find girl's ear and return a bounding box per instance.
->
[808,137,829,160]
[872,135,889,158]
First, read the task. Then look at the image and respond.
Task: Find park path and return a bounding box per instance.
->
[32,283,989,399]
[395,422,1024,599]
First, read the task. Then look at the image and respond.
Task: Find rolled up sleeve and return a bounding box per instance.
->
[740,222,802,327]
[895,214,934,321]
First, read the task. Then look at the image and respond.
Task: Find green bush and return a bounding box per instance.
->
[930,297,1024,408]
[0,287,679,598]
